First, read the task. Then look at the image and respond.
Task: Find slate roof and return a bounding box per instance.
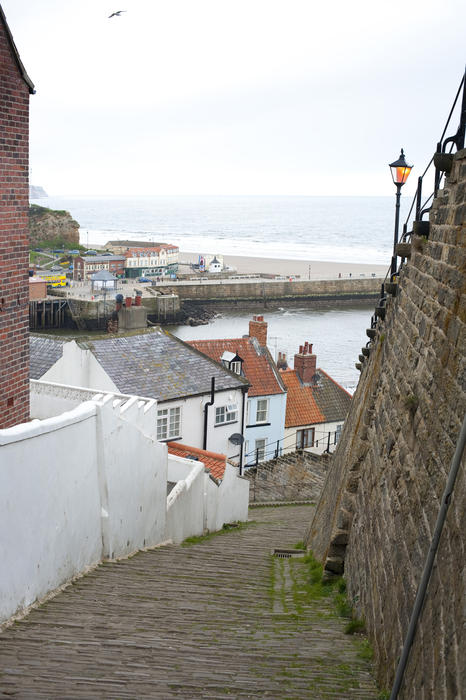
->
[80,329,249,401]
[29,336,66,379]
[167,442,227,481]
[188,338,286,398]
[280,368,351,428]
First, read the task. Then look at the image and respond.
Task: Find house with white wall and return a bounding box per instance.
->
[29,328,250,469]
[280,342,352,455]
[189,316,287,467]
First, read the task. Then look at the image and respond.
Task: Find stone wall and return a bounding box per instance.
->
[245,450,330,504]
[306,149,465,699]
[161,277,380,303]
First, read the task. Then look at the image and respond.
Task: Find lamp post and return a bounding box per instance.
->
[389,148,413,277]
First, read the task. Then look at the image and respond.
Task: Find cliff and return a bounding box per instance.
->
[306,149,465,698]
[29,185,48,198]
[28,204,80,247]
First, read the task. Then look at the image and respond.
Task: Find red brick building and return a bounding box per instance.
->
[0,7,34,428]
[73,255,126,281]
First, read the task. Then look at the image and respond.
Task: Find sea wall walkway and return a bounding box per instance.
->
[0,505,377,699]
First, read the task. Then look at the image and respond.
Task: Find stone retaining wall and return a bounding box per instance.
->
[306,149,465,699]
[245,450,330,504]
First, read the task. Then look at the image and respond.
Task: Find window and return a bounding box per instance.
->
[256,399,269,423]
[229,360,242,375]
[215,404,238,425]
[296,428,314,449]
[157,406,181,440]
[335,424,343,444]
[255,438,266,462]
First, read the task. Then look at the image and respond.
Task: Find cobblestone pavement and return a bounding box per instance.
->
[0,506,378,699]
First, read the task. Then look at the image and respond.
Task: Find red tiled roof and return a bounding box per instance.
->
[280,368,352,428]
[167,442,227,480]
[280,370,325,427]
[188,338,285,397]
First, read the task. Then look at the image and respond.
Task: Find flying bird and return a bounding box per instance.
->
[108,10,126,18]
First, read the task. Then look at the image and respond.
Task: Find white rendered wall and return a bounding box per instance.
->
[0,394,167,624]
[0,405,102,623]
[42,341,119,393]
[165,455,205,543]
[283,419,344,455]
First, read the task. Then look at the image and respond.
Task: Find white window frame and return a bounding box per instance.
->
[255,438,267,462]
[335,424,343,444]
[229,360,241,375]
[256,398,269,424]
[296,428,314,449]
[215,404,238,425]
[157,406,181,441]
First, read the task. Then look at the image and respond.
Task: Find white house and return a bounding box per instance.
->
[280,342,352,455]
[29,328,250,469]
[189,315,287,467]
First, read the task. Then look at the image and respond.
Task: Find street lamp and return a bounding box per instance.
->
[389,148,413,276]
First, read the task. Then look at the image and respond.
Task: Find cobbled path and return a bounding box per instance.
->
[0,505,378,699]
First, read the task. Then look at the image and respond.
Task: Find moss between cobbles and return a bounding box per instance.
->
[181,520,255,546]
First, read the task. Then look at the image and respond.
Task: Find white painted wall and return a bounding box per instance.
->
[0,405,102,624]
[0,394,167,624]
[167,456,249,539]
[165,455,205,543]
[283,419,345,455]
[160,387,245,461]
[42,341,119,393]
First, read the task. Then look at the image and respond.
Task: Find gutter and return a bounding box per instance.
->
[239,386,248,475]
[203,377,215,450]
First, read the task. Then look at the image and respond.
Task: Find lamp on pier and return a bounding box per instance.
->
[389,148,413,277]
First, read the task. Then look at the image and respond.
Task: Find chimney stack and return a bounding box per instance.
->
[249,315,268,347]
[294,341,317,384]
[277,351,288,370]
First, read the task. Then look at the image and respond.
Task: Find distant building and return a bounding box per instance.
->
[280,342,351,455]
[29,328,250,468]
[208,256,222,273]
[189,315,287,466]
[73,255,126,281]
[124,244,179,279]
[0,6,35,428]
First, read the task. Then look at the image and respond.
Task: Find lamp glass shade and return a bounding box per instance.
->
[389,149,413,186]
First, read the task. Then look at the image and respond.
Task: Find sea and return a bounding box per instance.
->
[32,194,411,392]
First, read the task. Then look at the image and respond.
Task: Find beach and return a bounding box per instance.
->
[179,251,388,279]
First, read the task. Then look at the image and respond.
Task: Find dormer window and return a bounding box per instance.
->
[220,350,243,375]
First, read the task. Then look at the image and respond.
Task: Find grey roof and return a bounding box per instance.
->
[312,369,352,423]
[83,255,125,263]
[91,270,117,281]
[80,329,248,401]
[29,336,65,379]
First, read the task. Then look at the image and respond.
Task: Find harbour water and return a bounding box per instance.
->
[31,194,392,391]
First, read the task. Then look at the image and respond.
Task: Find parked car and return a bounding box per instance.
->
[138,277,151,283]
[68,249,80,255]
[85,250,98,255]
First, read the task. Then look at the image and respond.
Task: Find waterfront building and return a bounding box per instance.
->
[124,244,179,279]
[280,342,351,455]
[73,254,126,281]
[189,316,287,466]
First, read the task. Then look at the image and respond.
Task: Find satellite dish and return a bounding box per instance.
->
[229,433,244,445]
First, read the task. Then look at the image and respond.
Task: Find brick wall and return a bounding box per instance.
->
[306,149,466,698]
[0,12,33,428]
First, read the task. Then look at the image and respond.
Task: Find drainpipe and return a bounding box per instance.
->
[239,387,247,475]
[203,377,215,450]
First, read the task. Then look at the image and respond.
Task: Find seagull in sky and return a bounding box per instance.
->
[108,10,126,18]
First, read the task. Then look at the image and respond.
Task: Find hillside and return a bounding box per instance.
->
[28,204,80,247]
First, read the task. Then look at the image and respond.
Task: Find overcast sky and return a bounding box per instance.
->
[3,0,465,196]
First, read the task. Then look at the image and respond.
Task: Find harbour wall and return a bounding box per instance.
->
[158,277,380,304]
